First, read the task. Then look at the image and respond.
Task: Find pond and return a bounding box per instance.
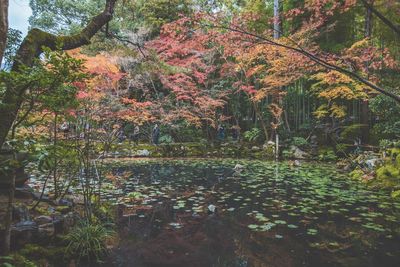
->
[102,159,400,267]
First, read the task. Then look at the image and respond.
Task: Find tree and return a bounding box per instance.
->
[0,0,8,64]
[0,0,119,148]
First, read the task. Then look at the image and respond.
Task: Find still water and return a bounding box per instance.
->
[103,159,400,267]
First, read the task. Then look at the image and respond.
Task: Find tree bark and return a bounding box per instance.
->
[0,0,118,148]
[273,0,281,39]
[0,0,8,64]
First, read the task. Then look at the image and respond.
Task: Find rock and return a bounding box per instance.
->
[62,212,77,232]
[55,205,71,214]
[207,204,216,213]
[11,221,38,249]
[290,145,309,159]
[251,146,261,151]
[13,204,31,221]
[233,164,244,171]
[32,193,51,203]
[294,160,301,167]
[35,215,53,225]
[264,141,275,148]
[365,158,381,169]
[38,222,55,237]
[12,220,38,232]
[137,149,150,157]
[14,185,34,199]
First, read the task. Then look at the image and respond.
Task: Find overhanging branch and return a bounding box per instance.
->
[203,23,400,104]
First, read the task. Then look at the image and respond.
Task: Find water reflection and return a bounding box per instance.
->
[104,159,400,267]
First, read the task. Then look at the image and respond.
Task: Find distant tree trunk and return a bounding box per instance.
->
[361,0,374,144]
[253,101,269,142]
[0,0,118,148]
[364,0,373,38]
[273,0,281,39]
[0,0,8,64]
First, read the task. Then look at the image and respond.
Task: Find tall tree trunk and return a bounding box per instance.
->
[273,0,281,39]
[361,0,374,144]
[0,0,8,64]
[0,0,118,148]
[273,0,281,155]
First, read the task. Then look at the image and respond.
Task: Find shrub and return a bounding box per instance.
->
[340,124,367,143]
[318,148,337,162]
[159,134,174,144]
[290,137,309,149]
[65,222,114,263]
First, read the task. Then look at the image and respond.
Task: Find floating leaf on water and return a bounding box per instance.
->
[248,224,259,230]
[307,229,318,235]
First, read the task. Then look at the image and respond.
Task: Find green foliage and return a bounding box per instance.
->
[2,28,22,70]
[349,168,364,180]
[379,139,394,151]
[370,95,400,139]
[0,254,37,267]
[29,0,105,34]
[376,165,400,186]
[65,222,114,263]
[18,244,65,265]
[335,143,348,155]
[1,47,85,116]
[340,124,367,143]
[159,134,174,144]
[374,148,400,198]
[318,148,337,162]
[244,128,261,143]
[138,0,193,33]
[37,144,79,172]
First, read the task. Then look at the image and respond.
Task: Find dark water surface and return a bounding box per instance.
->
[103,159,400,267]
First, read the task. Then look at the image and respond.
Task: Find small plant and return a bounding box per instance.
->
[379,139,393,151]
[0,255,37,267]
[159,134,174,144]
[65,222,114,263]
[244,128,261,143]
[290,137,309,149]
[318,149,337,162]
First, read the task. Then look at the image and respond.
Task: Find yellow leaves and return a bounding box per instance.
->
[313,104,330,119]
[329,104,347,118]
[319,86,361,100]
[312,71,368,101]
[312,71,353,86]
[347,38,370,53]
[313,104,346,119]
[311,70,369,119]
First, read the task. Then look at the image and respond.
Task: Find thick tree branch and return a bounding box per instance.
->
[360,0,400,37]
[0,0,118,148]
